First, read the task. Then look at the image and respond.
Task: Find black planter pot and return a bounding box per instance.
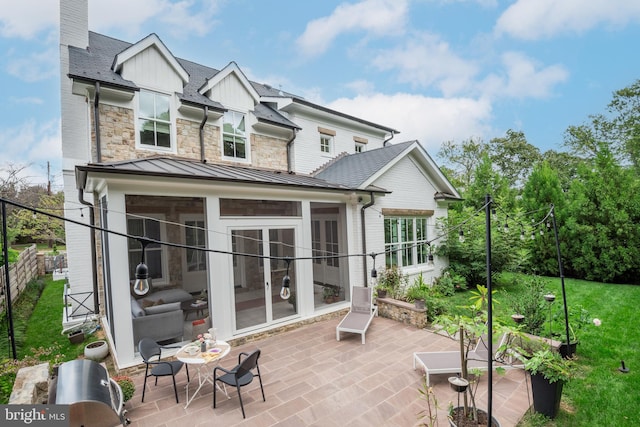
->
[530,373,564,418]
[559,341,578,359]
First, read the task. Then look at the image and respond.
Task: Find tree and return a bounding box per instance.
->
[489,130,541,189]
[562,147,640,282]
[437,137,488,193]
[520,162,565,276]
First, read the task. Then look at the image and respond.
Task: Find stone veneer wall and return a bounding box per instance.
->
[94,104,288,170]
[251,133,288,170]
[377,297,428,329]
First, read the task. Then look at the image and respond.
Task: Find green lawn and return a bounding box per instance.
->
[447,274,640,426]
[0,275,95,403]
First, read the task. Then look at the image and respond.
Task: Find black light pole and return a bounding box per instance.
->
[550,204,572,357]
[1,200,17,359]
[485,194,493,425]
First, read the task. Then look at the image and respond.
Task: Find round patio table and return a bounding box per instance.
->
[176,340,230,408]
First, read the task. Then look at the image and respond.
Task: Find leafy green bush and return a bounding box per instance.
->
[0,345,65,403]
[433,270,467,296]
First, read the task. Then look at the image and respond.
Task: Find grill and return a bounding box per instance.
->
[50,359,129,427]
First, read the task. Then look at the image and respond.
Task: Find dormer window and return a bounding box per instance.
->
[139,90,172,149]
[223,111,247,160]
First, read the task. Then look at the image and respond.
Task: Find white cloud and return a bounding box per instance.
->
[10,97,44,105]
[328,93,492,152]
[495,0,640,40]
[0,0,57,39]
[0,119,61,186]
[371,32,478,96]
[89,0,221,39]
[481,52,568,99]
[5,47,59,82]
[296,0,408,58]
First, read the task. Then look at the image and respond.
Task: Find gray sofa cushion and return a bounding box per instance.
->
[143,301,181,315]
[141,288,192,305]
[131,297,145,318]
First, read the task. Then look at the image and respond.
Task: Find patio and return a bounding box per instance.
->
[124,316,532,426]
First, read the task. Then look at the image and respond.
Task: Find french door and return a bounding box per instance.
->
[231,227,297,332]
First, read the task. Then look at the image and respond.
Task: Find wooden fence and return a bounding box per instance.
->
[0,244,39,315]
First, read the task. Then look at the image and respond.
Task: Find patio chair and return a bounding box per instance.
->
[336,286,378,344]
[213,349,265,419]
[139,338,190,404]
[413,333,506,386]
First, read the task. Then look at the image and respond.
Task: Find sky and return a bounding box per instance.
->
[1,0,640,191]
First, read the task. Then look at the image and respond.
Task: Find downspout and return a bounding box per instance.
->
[360,192,375,286]
[199,106,209,162]
[382,131,395,147]
[93,82,101,163]
[78,189,99,314]
[286,129,298,173]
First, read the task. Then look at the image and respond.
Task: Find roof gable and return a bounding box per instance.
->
[314,140,461,199]
[112,33,189,84]
[198,62,260,103]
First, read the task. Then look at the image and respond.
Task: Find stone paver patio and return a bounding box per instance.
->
[124,316,532,426]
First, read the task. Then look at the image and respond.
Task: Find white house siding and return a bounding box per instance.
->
[60,0,95,303]
[120,46,184,94]
[287,114,387,175]
[369,155,448,285]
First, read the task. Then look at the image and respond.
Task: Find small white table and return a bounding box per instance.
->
[177,340,231,409]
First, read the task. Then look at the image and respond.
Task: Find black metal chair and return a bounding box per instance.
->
[213,349,265,418]
[139,338,189,404]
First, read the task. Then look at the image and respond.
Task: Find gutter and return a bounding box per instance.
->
[94,82,101,162]
[383,131,395,147]
[360,192,375,286]
[78,189,99,314]
[286,129,298,173]
[199,106,209,162]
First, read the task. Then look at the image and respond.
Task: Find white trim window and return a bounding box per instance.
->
[355,142,365,153]
[384,217,429,268]
[223,111,247,160]
[138,90,172,149]
[320,134,333,154]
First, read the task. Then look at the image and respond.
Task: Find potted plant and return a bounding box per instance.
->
[434,288,504,427]
[406,274,429,309]
[376,265,407,300]
[113,375,136,405]
[547,303,600,358]
[521,348,575,419]
[323,287,336,303]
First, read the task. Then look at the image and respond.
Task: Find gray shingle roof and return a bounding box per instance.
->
[77,157,356,192]
[314,141,415,189]
[69,32,298,124]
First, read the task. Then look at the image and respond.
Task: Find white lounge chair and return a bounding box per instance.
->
[336,286,378,344]
[413,333,506,386]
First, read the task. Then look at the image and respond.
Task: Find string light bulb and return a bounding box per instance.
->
[458,229,465,243]
[133,238,151,296]
[280,257,292,299]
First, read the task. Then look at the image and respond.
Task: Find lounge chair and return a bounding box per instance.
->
[336,286,378,344]
[413,333,505,386]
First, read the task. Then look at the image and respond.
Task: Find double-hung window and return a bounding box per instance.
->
[384,217,429,268]
[318,127,336,154]
[223,111,247,160]
[139,90,171,149]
